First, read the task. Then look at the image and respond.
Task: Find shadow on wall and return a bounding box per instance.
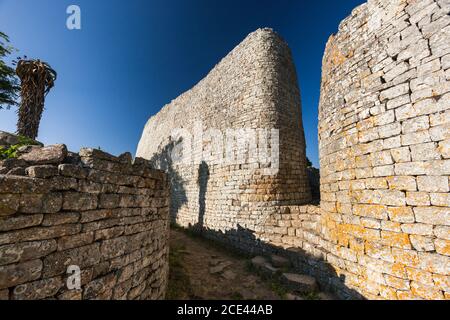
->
[306,166,321,202]
[197,161,210,232]
[149,139,187,221]
[182,223,364,300]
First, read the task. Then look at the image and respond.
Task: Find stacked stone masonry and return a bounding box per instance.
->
[137,0,449,300]
[317,0,450,299]
[137,28,312,235]
[0,144,169,300]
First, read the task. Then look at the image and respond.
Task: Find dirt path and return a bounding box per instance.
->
[168,228,283,300]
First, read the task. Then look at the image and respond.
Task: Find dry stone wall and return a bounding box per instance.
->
[0,143,169,300]
[317,0,450,299]
[137,28,312,252]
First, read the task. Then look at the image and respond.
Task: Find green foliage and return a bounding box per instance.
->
[0,135,41,160]
[0,31,19,109]
[306,157,312,167]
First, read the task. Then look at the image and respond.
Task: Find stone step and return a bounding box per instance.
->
[250,256,279,276]
[209,261,233,274]
[270,254,291,268]
[281,273,318,294]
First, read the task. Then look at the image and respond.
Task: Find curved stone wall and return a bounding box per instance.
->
[318,0,449,299]
[134,1,449,300]
[0,145,169,300]
[137,28,311,249]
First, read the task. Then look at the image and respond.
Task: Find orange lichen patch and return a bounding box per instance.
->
[379,285,398,300]
[433,274,450,292]
[349,237,365,254]
[392,248,420,267]
[365,241,392,260]
[435,239,450,256]
[356,117,375,132]
[339,223,380,242]
[405,267,434,286]
[381,231,412,249]
[396,290,420,300]
[322,34,353,85]
[362,228,381,242]
[337,232,350,247]
[339,223,365,238]
[384,274,411,290]
[389,262,407,278]
[354,204,388,219]
[411,281,444,300]
[329,45,348,67]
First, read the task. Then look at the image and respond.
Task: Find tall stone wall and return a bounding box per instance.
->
[317,0,450,299]
[136,1,449,300]
[137,28,312,251]
[0,144,169,300]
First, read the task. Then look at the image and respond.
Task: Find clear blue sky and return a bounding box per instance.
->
[0,0,365,167]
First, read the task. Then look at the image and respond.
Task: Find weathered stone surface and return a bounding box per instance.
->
[58,164,88,179]
[1,1,449,301]
[209,261,233,274]
[136,29,312,248]
[26,165,58,178]
[57,289,82,300]
[0,224,81,246]
[0,240,56,265]
[0,214,43,232]
[0,175,50,194]
[0,158,28,170]
[49,176,78,191]
[95,226,125,241]
[99,194,121,209]
[414,207,449,226]
[251,256,268,269]
[0,131,20,146]
[42,212,80,227]
[0,289,8,300]
[62,192,98,211]
[83,273,117,300]
[417,176,449,193]
[0,194,20,216]
[19,144,67,165]
[43,243,101,277]
[42,193,63,213]
[0,141,169,300]
[316,0,450,300]
[0,260,42,289]
[80,209,114,223]
[270,255,291,268]
[6,167,26,176]
[12,277,64,300]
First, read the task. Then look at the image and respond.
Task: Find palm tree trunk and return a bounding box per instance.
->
[16,61,50,140]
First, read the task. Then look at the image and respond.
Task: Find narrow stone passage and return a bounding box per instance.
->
[167,228,335,300]
[168,228,281,300]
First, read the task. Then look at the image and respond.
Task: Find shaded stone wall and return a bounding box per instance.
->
[137,28,312,251]
[0,144,169,300]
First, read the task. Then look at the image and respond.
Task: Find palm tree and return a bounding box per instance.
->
[15,59,57,140]
[0,31,20,110]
